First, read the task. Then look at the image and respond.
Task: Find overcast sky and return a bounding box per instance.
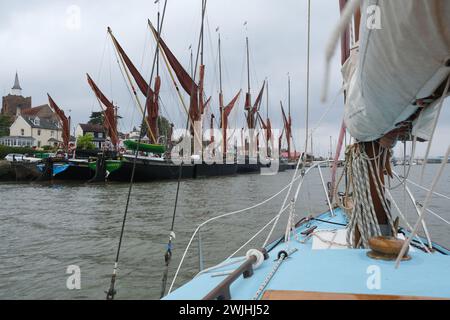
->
[1,0,448,157]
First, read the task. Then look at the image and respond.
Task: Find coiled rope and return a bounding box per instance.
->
[345,143,395,248]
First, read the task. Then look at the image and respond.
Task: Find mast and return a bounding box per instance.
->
[246,37,251,95]
[304,0,311,157]
[244,35,252,157]
[280,101,291,162]
[218,33,223,97]
[288,74,292,161]
[218,31,226,157]
[288,74,291,117]
[157,9,160,77]
[190,46,194,78]
[329,135,333,160]
[200,0,205,66]
[210,114,215,156]
[266,79,271,155]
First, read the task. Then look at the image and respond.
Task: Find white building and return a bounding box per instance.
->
[75,123,107,149]
[7,114,62,148]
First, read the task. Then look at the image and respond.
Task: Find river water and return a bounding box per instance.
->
[0,164,449,299]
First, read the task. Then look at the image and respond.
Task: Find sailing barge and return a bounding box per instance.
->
[82,17,292,182]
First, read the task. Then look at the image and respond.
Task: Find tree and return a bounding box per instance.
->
[140,115,171,143]
[0,115,13,137]
[76,134,96,150]
[88,111,122,125]
[158,116,171,141]
[88,112,104,125]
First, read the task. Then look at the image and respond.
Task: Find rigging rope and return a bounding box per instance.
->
[401,177,450,201]
[419,77,450,183]
[161,0,209,298]
[168,165,309,293]
[105,0,168,300]
[396,145,450,267]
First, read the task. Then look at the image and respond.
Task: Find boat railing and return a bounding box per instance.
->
[167,160,332,294]
[202,253,259,300]
[389,170,450,251]
[168,157,450,294]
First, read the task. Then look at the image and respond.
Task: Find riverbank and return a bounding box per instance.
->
[0,160,14,181]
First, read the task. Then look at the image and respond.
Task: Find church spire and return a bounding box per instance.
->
[11,72,22,95]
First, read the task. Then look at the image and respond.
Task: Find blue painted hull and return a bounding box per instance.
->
[164,208,450,300]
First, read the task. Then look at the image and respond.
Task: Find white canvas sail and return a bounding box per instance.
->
[344,0,450,142]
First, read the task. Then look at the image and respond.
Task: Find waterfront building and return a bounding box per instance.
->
[75,123,107,149]
[7,114,62,148]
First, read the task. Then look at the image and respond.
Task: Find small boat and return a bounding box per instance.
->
[51,160,95,181]
[122,139,165,154]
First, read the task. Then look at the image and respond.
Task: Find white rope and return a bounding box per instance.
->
[284,200,297,247]
[419,77,450,183]
[306,230,348,248]
[259,86,341,248]
[262,161,329,248]
[226,202,292,261]
[425,207,450,226]
[402,177,450,201]
[318,165,335,217]
[252,248,297,300]
[385,189,430,253]
[194,257,246,278]
[346,144,386,248]
[396,145,450,268]
[167,166,305,293]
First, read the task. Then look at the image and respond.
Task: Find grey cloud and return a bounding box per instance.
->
[0,0,447,156]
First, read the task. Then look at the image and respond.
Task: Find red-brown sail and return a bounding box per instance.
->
[47,94,70,151]
[246,82,265,130]
[257,113,272,143]
[220,90,241,156]
[86,74,119,148]
[149,22,201,126]
[149,23,197,96]
[202,96,212,114]
[109,28,152,97]
[199,65,205,115]
[280,102,292,160]
[278,128,284,153]
[145,75,161,144]
[109,28,162,143]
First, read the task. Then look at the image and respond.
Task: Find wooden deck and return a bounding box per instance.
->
[261,290,446,300]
